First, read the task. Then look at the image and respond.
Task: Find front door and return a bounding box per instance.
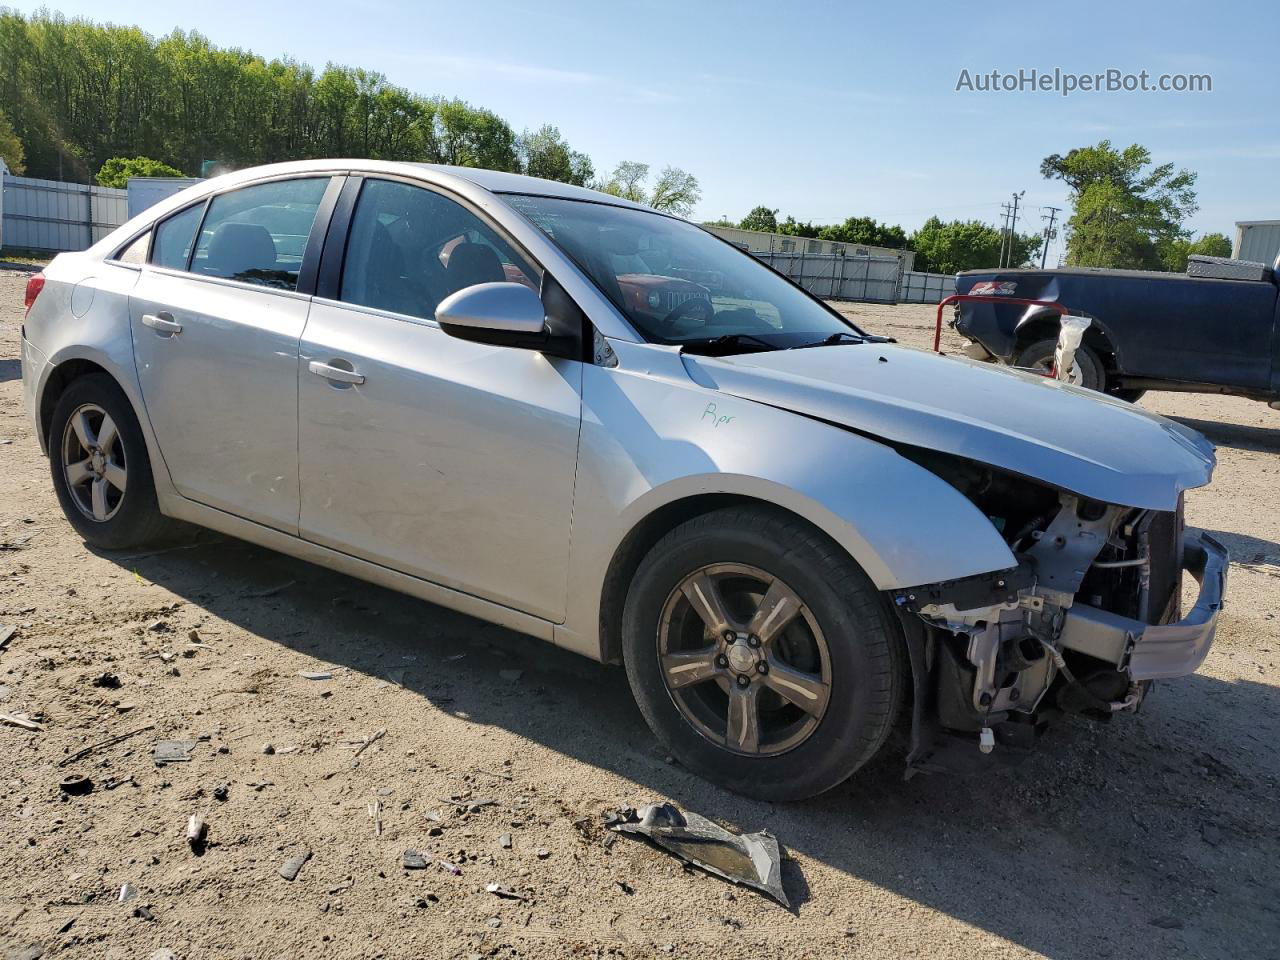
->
[130,176,335,532]
[297,178,582,621]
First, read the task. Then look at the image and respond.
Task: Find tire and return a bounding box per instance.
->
[621,505,905,801]
[1015,337,1106,392]
[48,373,174,550]
[1109,388,1147,404]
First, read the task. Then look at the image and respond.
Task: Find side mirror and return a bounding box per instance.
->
[436,282,548,349]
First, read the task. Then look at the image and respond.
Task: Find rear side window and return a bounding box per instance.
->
[152,205,203,271]
[112,231,150,265]
[190,178,328,289]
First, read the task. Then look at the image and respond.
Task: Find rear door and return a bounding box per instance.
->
[296,176,582,621]
[129,175,341,531]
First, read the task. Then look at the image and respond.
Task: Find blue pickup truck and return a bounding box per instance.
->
[950,259,1280,405]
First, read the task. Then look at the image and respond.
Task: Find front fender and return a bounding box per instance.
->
[555,342,1016,660]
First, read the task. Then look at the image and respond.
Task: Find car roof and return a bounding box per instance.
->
[87,158,662,259]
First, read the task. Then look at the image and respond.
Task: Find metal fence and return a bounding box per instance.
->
[754,251,905,303]
[898,271,956,304]
[0,171,128,252]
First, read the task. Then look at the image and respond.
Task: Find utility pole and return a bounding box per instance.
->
[1004,191,1025,267]
[1040,205,1062,269]
[998,202,1013,269]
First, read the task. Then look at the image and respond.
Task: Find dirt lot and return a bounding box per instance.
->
[1,268,1277,960]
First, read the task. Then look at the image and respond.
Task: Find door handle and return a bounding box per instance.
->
[308,360,366,385]
[141,312,182,335]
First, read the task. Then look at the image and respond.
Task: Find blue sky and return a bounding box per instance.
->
[14,0,1278,262]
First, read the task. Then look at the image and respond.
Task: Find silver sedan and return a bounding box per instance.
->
[20,161,1227,799]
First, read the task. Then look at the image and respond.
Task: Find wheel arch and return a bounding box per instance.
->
[598,493,802,664]
[38,357,114,453]
[1013,310,1123,373]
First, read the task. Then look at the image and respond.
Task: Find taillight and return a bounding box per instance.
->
[23,272,45,316]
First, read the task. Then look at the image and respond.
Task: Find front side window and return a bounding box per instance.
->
[505,196,863,353]
[190,178,329,289]
[152,205,203,271]
[338,178,538,322]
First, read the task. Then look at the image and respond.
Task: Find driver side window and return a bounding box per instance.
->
[339,179,538,322]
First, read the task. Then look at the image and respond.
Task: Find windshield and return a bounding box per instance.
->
[504,195,866,352]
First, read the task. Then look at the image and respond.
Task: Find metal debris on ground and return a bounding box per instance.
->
[0,623,17,650]
[153,740,198,765]
[402,849,430,870]
[278,847,312,881]
[0,711,44,731]
[58,774,93,796]
[485,883,528,901]
[186,814,208,852]
[299,671,332,680]
[59,723,154,766]
[118,883,138,903]
[608,803,790,907]
[438,859,462,876]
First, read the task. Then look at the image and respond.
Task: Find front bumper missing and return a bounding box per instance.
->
[1058,532,1228,680]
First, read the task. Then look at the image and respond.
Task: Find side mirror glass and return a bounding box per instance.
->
[436,282,548,349]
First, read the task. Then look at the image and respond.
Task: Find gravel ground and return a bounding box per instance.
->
[1,269,1277,959]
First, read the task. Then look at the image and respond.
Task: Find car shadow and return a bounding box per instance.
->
[0,358,20,383]
[1200,527,1280,563]
[1170,415,1280,454]
[100,532,1280,958]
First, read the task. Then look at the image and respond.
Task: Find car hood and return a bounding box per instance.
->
[682,344,1215,510]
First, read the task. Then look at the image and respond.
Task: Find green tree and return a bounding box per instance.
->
[776,216,819,238]
[518,124,592,185]
[597,160,650,202]
[817,216,908,249]
[739,206,779,232]
[95,155,184,187]
[0,108,24,174]
[910,217,1041,274]
[1041,140,1198,269]
[1158,231,1233,273]
[648,166,700,216]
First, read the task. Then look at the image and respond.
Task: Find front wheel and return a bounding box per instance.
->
[621,506,904,801]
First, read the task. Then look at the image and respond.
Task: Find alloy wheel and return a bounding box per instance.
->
[657,563,832,756]
[61,402,127,522]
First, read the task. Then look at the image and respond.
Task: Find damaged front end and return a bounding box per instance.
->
[890,456,1228,775]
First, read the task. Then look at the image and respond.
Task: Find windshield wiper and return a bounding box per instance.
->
[678,333,779,354]
[787,331,866,350]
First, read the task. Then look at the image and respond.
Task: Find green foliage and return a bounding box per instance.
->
[817,216,908,249]
[593,162,701,215]
[0,8,621,185]
[910,217,1041,274]
[1041,140,1199,270]
[776,216,819,238]
[1158,232,1233,273]
[0,107,25,174]
[648,166,701,216]
[95,155,183,188]
[739,206,778,232]
[518,125,592,185]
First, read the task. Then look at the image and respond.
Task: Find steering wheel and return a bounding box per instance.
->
[660,296,715,332]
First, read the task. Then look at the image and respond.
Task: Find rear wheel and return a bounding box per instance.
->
[622,506,904,801]
[49,374,173,549]
[1015,337,1105,391]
